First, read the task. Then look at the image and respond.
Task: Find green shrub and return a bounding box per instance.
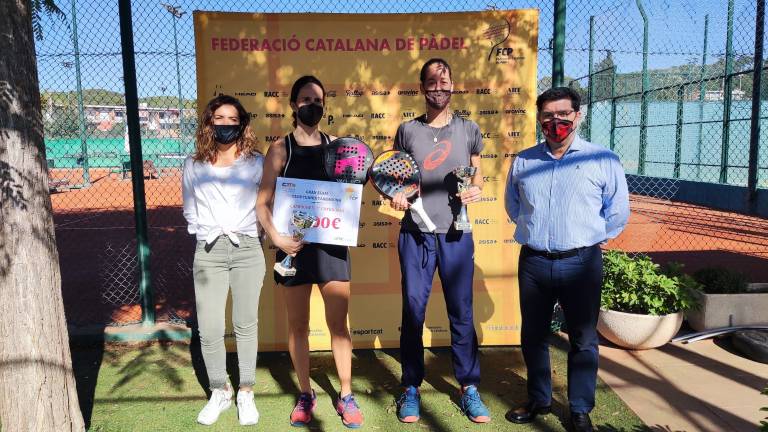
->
[601,251,698,316]
[693,267,749,294]
[662,262,704,294]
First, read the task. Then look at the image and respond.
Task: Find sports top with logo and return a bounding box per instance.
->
[394,114,483,233]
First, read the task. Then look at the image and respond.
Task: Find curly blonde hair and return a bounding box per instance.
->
[193,95,261,163]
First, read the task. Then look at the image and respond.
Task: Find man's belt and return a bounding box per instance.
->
[522,245,592,260]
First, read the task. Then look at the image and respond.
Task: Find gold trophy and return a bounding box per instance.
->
[453,166,477,231]
[274,211,317,277]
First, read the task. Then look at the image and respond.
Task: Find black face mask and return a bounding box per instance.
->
[213,125,242,144]
[296,103,324,127]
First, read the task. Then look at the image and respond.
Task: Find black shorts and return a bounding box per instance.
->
[274,243,351,286]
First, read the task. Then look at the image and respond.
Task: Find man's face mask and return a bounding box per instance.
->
[213,124,242,144]
[425,90,451,110]
[296,103,324,127]
[541,118,575,143]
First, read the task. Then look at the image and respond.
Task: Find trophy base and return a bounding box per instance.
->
[454,221,472,231]
[274,263,297,277]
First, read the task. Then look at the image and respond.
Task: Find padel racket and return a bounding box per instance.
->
[322,137,374,184]
[369,150,437,232]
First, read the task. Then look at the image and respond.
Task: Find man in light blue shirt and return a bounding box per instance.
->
[504,87,629,432]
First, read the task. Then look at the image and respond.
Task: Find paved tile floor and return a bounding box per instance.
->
[598,338,768,431]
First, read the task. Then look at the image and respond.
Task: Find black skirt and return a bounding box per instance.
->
[274,243,351,286]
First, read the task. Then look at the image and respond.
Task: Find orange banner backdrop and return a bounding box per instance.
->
[193,10,538,351]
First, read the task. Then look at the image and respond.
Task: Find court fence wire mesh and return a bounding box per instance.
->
[35,0,767,328]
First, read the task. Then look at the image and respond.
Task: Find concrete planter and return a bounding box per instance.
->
[597,309,683,350]
[685,283,768,331]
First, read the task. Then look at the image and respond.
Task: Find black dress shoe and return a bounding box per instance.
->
[570,412,593,432]
[505,402,552,424]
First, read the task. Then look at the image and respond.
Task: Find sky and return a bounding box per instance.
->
[34,0,763,101]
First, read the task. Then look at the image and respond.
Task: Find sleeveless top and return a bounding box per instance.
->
[282,132,330,180]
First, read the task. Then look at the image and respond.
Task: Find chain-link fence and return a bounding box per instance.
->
[36,0,767,328]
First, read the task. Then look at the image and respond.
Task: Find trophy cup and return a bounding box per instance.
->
[274,211,317,277]
[453,166,477,231]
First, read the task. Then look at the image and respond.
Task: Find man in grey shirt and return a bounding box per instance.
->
[389,58,489,424]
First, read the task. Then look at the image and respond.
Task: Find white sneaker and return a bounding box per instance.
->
[197,385,232,425]
[237,390,260,426]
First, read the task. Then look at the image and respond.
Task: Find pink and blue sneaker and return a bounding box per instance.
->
[397,385,421,423]
[290,389,317,427]
[459,385,491,423]
[336,393,364,428]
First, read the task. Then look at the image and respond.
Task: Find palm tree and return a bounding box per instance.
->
[0,1,85,430]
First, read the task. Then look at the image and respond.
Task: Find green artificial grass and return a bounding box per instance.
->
[73,337,645,431]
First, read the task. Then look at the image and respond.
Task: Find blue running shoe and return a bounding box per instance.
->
[460,385,491,423]
[397,386,420,423]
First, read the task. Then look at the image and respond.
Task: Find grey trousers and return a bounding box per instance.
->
[193,234,265,389]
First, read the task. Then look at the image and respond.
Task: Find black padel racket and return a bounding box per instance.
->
[322,137,374,184]
[369,150,437,232]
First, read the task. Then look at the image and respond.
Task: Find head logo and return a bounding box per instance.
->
[483,19,511,62]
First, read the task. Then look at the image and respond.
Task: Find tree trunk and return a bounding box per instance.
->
[0,1,85,431]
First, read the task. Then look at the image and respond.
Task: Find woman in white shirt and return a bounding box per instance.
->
[182,95,265,426]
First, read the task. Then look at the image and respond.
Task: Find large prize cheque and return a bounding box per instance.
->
[273,177,363,248]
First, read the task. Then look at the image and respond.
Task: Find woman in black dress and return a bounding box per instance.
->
[256,75,363,429]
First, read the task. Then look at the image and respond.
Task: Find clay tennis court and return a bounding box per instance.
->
[50,168,768,327]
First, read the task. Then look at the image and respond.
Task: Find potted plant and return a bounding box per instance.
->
[597,251,698,350]
[684,266,768,331]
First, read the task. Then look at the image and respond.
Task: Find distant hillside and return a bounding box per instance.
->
[41,89,195,108]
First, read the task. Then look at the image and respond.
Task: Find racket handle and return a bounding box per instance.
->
[410,197,437,232]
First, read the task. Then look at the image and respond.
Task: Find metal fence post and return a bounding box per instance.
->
[697,14,709,181]
[675,85,685,178]
[719,0,735,183]
[636,0,649,176]
[748,0,765,207]
[71,0,90,187]
[171,10,184,153]
[610,65,617,151]
[118,0,154,326]
[552,0,566,87]
[587,15,594,141]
